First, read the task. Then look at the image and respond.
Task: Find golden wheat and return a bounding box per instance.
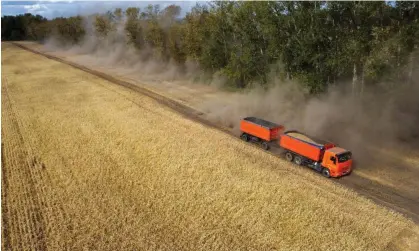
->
[2,42,418,250]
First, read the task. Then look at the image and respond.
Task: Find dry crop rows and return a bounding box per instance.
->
[2,42,418,251]
[15,41,419,225]
[1,77,73,250]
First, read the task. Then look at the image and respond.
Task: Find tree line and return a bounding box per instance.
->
[2,13,48,41]
[2,1,419,93]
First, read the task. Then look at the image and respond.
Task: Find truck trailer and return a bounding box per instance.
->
[239,117,352,178]
[240,117,285,150]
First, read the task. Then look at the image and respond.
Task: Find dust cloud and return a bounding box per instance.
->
[200,76,419,170]
[42,16,419,172]
[42,16,201,84]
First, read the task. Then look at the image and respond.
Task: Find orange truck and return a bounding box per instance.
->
[279,130,352,177]
[240,117,352,178]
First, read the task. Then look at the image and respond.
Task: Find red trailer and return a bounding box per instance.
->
[240,117,284,150]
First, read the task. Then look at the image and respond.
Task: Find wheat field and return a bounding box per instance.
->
[2,42,418,250]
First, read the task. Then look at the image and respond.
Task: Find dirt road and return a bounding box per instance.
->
[11,42,419,224]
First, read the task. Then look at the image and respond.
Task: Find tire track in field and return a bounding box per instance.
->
[2,76,73,250]
[1,141,12,251]
[2,80,47,251]
[11,42,419,224]
[3,84,32,250]
[4,75,73,243]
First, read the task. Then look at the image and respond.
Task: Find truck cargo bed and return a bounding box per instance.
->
[279,131,335,162]
[240,117,284,141]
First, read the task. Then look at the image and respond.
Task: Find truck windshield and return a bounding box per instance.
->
[338,152,352,163]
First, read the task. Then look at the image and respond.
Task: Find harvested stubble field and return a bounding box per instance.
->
[22,41,419,198]
[2,42,418,250]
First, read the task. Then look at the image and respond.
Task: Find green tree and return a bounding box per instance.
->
[5,1,419,93]
[94,13,114,38]
[125,7,144,50]
[183,4,210,61]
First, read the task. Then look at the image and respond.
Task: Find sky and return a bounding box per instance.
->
[1,1,199,19]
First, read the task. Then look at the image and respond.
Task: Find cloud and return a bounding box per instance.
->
[23,3,49,15]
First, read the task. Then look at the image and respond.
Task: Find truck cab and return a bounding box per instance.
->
[321,147,352,177]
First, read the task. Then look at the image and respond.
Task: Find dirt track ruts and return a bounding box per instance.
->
[11,42,419,224]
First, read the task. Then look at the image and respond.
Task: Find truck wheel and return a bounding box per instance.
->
[261,141,269,150]
[294,156,303,165]
[321,168,331,178]
[285,152,293,162]
[241,133,249,142]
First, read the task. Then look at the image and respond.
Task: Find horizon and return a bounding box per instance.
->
[1,1,200,19]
